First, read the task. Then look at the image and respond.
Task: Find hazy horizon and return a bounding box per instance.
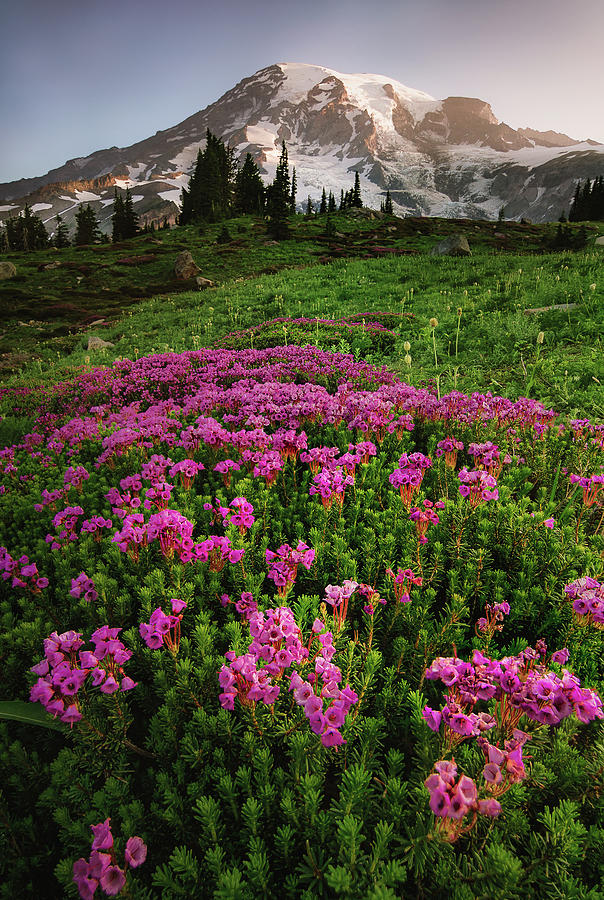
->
[2,0,603,183]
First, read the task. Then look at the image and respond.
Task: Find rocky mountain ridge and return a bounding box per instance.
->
[2,62,603,233]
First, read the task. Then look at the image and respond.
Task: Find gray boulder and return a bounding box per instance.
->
[87,335,115,351]
[430,235,472,257]
[174,250,200,280]
[0,261,17,280]
[595,236,604,246]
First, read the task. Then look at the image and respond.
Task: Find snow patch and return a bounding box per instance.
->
[158,189,182,204]
[246,123,278,148]
[169,140,206,171]
[127,163,147,181]
[0,204,18,212]
[74,190,101,202]
[31,203,53,212]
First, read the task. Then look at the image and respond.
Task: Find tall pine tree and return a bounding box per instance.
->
[179,130,237,224]
[290,167,297,214]
[352,171,362,208]
[266,141,291,240]
[74,205,101,245]
[235,153,265,214]
[319,188,327,214]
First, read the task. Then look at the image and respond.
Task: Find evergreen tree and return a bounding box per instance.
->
[384,190,393,215]
[339,189,345,211]
[290,167,297,214]
[74,204,101,245]
[568,181,582,221]
[568,174,604,221]
[112,190,126,242]
[121,188,139,238]
[328,191,336,213]
[5,204,48,251]
[179,130,237,224]
[235,153,265,215]
[54,214,70,248]
[306,196,313,216]
[352,171,362,208]
[266,141,291,240]
[319,188,327,215]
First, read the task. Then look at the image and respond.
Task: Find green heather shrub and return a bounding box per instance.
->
[0,345,603,899]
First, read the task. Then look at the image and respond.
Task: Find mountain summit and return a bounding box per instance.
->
[2,62,603,232]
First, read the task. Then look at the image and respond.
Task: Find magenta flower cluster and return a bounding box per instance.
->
[265,541,315,596]
[458,468,499,506]
[219,605,358,748]
[476,600,510,637]
[409,499,444,543]
[169,458,205,488]
[385,566,423,603]
[570,472,604,507]
[424,643,602,736]
[63,464,90,491]
[563,576,604,627]
[30,627,136,726]
[45,505,84,550]
[467,441,511,478]
[73,818,146,899]
[435,437,464,468]
[0,546,48,593]
[139,598,187,651]
[424,760,501,843]
[70,572,99,603]
[389,451,432,508]
[80,515,113,540]
[309,466,355,509]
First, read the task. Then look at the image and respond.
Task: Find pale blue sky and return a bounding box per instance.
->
[2,0,603,182]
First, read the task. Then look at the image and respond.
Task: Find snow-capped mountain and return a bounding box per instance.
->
[2,62,603,233]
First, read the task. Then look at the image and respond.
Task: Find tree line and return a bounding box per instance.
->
[180,129,365,238]
[0,130,372,251]
[0,188,170,252]
[568,175,604,222]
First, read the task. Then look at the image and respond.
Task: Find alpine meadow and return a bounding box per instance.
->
[1,51,604,900]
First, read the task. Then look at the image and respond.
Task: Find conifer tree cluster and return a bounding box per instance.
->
[380,190,394,214]
[74,205,101,246]
[2,204,49,251]
[112,189,140,241]
[180,130,239,224]
[339,171,363,210]
[568,176,604,221]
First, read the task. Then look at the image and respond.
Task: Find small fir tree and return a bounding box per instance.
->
[74,204,101,245]
[54,214,70,248]
[384,190,393,215]
[319,188,327,215]
[328,191,336,213]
